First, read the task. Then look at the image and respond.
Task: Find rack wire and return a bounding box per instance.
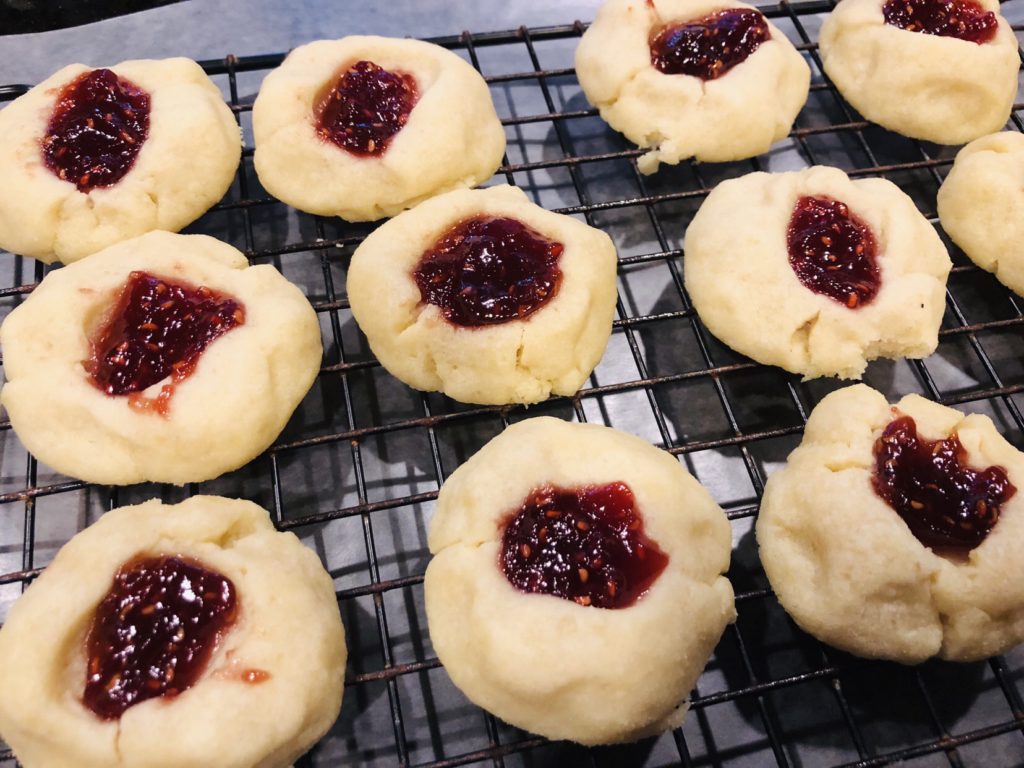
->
[1,1,1024,765]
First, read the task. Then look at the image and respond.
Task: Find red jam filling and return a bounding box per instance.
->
[85,271,244,415]
[413,216,564,327]
[83,555,238,720]
[872,415,1016,556]
[315,60,418,157]
[883,0,998,44]
[42,68,150,193]
[787,196,880,309]
[650,9,771,80]
[500,482,669,609]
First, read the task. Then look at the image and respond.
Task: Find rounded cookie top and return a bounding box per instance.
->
[0,58,241,264]
[425,416,735,745]
[0,495,347,768]
[938,131,1024,297]
[757,383,1024,663]
[683,165,951,379]
[818,0,1018,144]
[0,230,322,485]
[346,185,619,405]
[253,35,506,222]
[575,0,810,172]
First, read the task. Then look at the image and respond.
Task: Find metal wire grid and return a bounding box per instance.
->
[1,1,1024,765]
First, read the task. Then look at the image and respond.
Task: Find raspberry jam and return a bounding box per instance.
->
[315,60,418,156]
[872,415,1016,555]
[787,196,880,309]
[883,0,998,44]
[413,216,564,327]
[650,9,771,80]
[500,482,669,609]
[83,556,238,720]
[86,272,244,414]
[42,68,150,193]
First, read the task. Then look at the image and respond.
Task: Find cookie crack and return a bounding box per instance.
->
[113,718,124,766]
[790,310,820,365]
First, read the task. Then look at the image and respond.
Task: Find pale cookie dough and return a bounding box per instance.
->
[425,417,735,745]
[0,58,241,264]
[757,384,1024,663]
[253,35,506,221]
[0,231,321,485]
[938,132,1024,296]
[0,496,346,768]
[575,0,810,173]
[346,185,618,405]
[684,165,951,379]
[819,0,1019,144]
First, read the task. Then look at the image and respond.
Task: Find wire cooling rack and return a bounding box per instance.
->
[2,2,1024,766]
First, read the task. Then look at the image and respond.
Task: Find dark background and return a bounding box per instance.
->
[0,0,184,34]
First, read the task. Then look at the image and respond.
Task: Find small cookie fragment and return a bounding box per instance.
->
[684,165,951,379]
[937,131,1024,297]
[0,58,241,264]
[346,185,618,405]
[757,384,1024,663]
[819,0,1018,144]
[0,496,347,768]
[253,35,506,221]
[425,417,735,744]
[0,230,321,485]
[575,0,810,172]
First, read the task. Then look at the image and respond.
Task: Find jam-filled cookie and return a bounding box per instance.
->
[0,231,321,485]
[0,496,347,768]
[346,185,618,404]
[575,0,810,173]
[684,165,951,379]
[0,58,241,264]
[424,417,735,744]
[938,131,1024,296]
[253,35,506,221]
[819,0,1018,144]
[758,384,1024,662]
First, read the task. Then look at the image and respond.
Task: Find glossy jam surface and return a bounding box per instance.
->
[787,195,880,309]
[413,216,565,327]
[43,69,150,193]
[86,271,244,408]
[872,415,1016,555]
[650,9,770,80]
[500,482,669,609]
[315,60,418,156]
[883,0,998,44]
[83,556,238,720]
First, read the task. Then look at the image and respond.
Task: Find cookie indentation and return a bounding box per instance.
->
[413,216,564,327]
[873,414,1016,555]
[86,271,244,408]
[883,0,997,44]
[42,69,150,193]
[499,482,669,608]
[787,195,880,309]
[650,9,770,80]
[315,60,418,157]
[83,555,238,719]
